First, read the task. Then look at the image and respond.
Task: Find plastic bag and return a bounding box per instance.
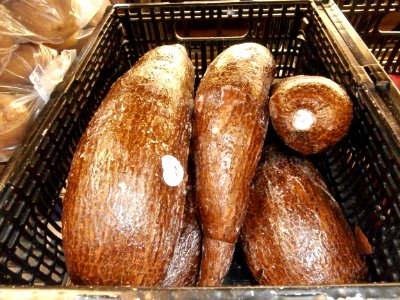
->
[0,0,111,162]
[0,0,108,59]
[29,48,77,103]
[0,45,76,162]
[0,88,39,161]
[49,0,111,53]
[0,0,104,41]
[0,4,44,57]
[44,0,111,53]
[45,27,95,53]
[77,0,111,27]
[0,3,64,66]
[0,43,57,85]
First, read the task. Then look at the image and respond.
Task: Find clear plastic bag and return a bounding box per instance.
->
[0,43,57,85]
[0,0,109,58]
[0,0,104,41]
[45,0,112,53]
[0,45,76,162]
[0,88,41,162]
[45,27,95,53]
[43,0,110,53]
[0,0,110,161]
[87,0,111,28]
[0,4,43,57]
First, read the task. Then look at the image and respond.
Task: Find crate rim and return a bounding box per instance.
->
[1,283,400,298]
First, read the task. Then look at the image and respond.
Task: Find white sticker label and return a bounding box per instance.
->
[29,65,47,101]
[161,155,184,187]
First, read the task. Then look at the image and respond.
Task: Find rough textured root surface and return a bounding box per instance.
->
[241,144,368,285]
[162,173,202,287]
[269,75,353,155]
[198,237,236,287]
[62,44,195,286]
[194,42,276,286]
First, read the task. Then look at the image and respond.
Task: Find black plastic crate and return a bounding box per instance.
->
[0,284,400,299]
[336,0,400,74]
[0,0,400,288]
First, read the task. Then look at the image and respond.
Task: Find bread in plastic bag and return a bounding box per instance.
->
[46,27,95,53]
[0,4,43,56]
[0,43,57,85]
[0,0,110,161]
[42,0,110,53]
[0,46,76,162]
[1,0,102,41]
[0,34,15,55]
[0,89,38,161]
[47,0,112,54]
[88,0,111,27]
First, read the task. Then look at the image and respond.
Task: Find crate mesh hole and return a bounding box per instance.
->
[39,264,51,276]
[28,256,39,268]
[56,252,64,261]
[47,222,62,240]
[51,272,62,283]
[32,248,43,259]
[7,260,21,275]
[15,246,28,261]
[1,223,13,243]
[21,271,34,283]
[34,278,45,286]
[43,256,55,268]
[55,264,64,274]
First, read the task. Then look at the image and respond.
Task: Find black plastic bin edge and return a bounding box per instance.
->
[316,0,400,161]
[1,284,400,299]
[320,0,400,127]
[334,0,400,76]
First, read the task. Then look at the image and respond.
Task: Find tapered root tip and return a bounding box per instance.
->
[198,237,236,287]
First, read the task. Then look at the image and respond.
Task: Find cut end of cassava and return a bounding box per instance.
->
[198,237,236,286]
[292,109,316,131]
[269,75,353,155]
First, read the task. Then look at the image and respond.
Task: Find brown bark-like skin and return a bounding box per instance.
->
[194,42,275,286]
[162,171,202,287]
[269,75,353,155]
[62,44,195,286]
[241,144,368,285]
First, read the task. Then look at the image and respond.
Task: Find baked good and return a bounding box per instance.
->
[0,35,15,54]
[0,93,32,150]
[0,43,56,85]
[3,0,80,41]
